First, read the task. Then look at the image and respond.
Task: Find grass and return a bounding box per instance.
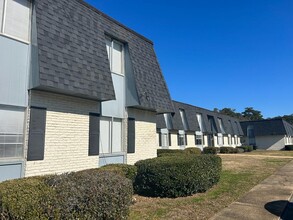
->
[246,150,293,157]
[129,153,293,220]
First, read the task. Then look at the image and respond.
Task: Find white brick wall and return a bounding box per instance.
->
[25,91,100,177]
[127,108,157,165]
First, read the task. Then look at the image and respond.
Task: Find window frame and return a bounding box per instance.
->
[105,36,125,76]
[0,0,31,44]
[100,116,123,154]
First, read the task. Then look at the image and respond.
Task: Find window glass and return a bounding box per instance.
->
[195,134,202,145]
[112,119,122,153]
[105,38,111,67]
[100,118,111,154]
[0,108,24,158]
[218,118,225,133]
[161,133,168,147]
[0,0,3,32]
[112,41,123,74]
[164,113,173,130]
[179,109,189,131]
[196,114,203,131]
[5,0,30,41]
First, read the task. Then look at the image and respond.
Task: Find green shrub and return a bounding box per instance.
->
[184,147,202,155]
[134,155,221,198]
[203,147,218,154]
[46,171,133,219]
[285,145,293,151]
[220,147,238,154]
[238,146,254,152]
[237,148,245,153]
[157,149,185,157]
[99,164,137,182]
[0,176,59,219]
[0,171,133,219]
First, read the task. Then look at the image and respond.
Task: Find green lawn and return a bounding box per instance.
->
[129,153,293,220]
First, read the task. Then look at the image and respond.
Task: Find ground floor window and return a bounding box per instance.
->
[0,108,24,158]
[217,133,223,146]
[100,117,122,154]
[178,132,186,146]
[195,132,203,145]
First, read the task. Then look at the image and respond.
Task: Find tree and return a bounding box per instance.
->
[218,108,242,120]
[241,107,263,121]
[272,114,293,125]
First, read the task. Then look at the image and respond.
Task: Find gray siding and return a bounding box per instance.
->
[0,36,29,107]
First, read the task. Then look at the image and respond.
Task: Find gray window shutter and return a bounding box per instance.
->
[89,113,100,156]
[27,107,46,161]
[127,118,135,153]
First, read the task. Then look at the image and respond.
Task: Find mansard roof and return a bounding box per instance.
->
[31,0,174,113]
[240,119,293,136]
[157,100,244,136]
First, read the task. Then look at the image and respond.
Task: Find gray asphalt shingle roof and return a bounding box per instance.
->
[240,119,293,136]
[32,0,174,113]
[157,101,244,136]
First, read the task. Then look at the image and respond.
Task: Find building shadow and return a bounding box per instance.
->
[264,200,293,220]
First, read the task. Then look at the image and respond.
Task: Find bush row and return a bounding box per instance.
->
[219,147,239,154]
[237,145,254,152]
[134,155,222,198]
[285,145,293,151]
[157,147,201,157]
[0,170,133,219]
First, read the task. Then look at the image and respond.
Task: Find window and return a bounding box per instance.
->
[100,117,122,154]
[208,116,218,133]
[0,108,24,158]
[196,113,203,131]
[247,125,255,146]
[179,109,189,131]
[159,131,171,148]
[164,113,173,130]
[105,37,124,75]
[217,133,223,146]
[218,118,225,134]
[0,0,31,42]
[178,133,185,146]
[228,135,231,145]
[195,132,203,145]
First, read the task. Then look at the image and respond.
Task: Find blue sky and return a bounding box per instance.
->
[85,0,293,118]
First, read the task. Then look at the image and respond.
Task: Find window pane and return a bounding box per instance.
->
[112,119,122,153]
[106,38,111,69]
[4,0,30,41]
[0,0,4,32]
[112,41,123,74]
[161,134,168,147]
[0,109,24,158]
[197,114,203,131]
[100,118,111,154]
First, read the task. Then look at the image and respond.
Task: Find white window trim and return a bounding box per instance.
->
[100,117,123,154]
[0,0,31,44]
[106,37,125,76]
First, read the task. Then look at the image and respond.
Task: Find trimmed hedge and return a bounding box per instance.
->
[0,177,58,219]
[184,147,202,155]
[0,171,133,219]
[203,147,218,154]
[157,149,185,157]
[134,155,222,198]
[220,147,238,154]
[237,145,253,152]
[99,164,137,182]
[285,145,293,151]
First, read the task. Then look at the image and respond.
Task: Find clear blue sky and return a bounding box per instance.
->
[85,0,293,118]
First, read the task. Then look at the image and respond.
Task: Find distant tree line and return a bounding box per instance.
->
[214,107,293,125]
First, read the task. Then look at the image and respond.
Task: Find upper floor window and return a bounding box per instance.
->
[0,0,31,42]
[218,118,225,134]
[164,113,173,130]
[196,113,203,131]
[106,37,124,75]
[208,115,218,133]
[179,109,189,131]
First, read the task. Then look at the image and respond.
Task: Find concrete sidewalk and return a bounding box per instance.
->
[210,160,293,220]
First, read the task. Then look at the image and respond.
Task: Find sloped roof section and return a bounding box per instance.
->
[32,0,174,112]
[33,0,115,101]
[156,100,244,136]
[241,119,293,136]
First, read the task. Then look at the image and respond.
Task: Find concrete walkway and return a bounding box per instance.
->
[210,160,293,220]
